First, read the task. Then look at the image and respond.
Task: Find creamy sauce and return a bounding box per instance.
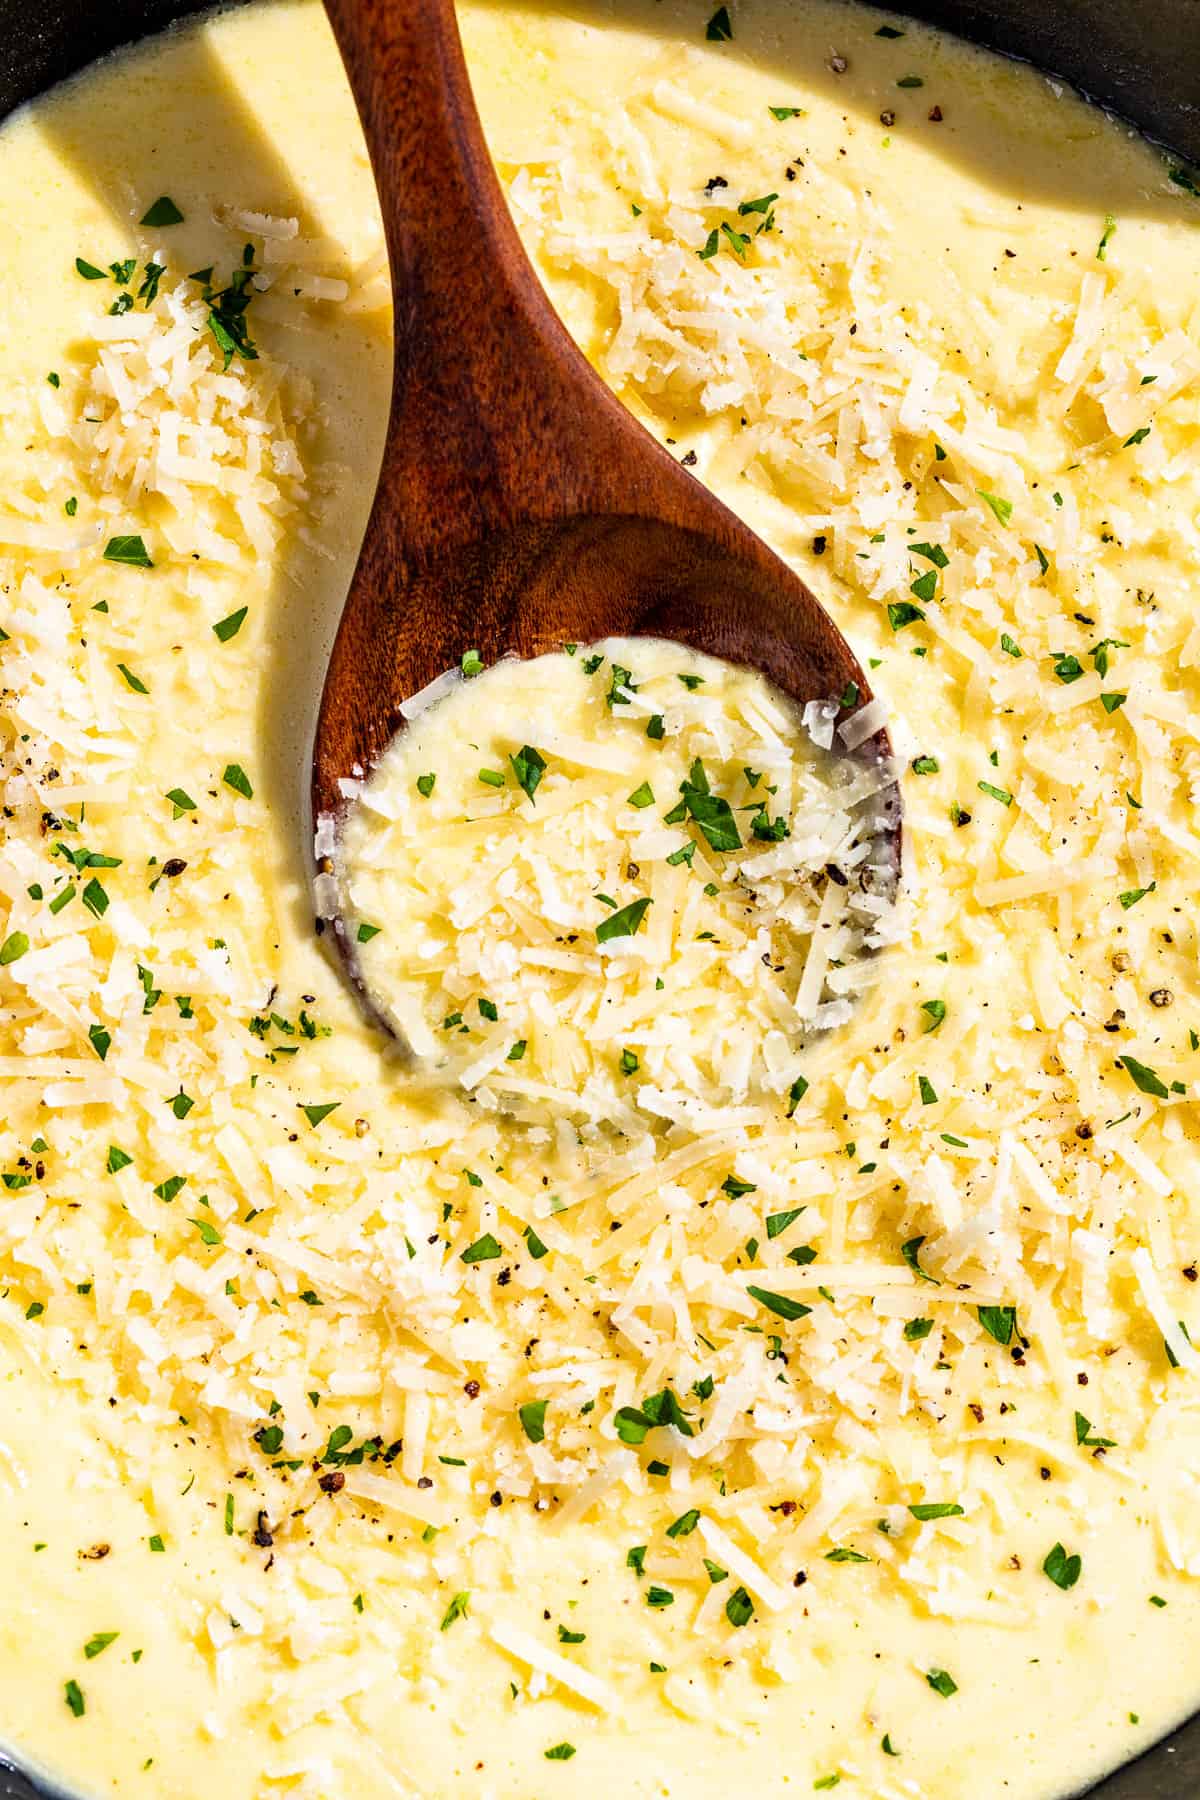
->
[0,4,1198,1798]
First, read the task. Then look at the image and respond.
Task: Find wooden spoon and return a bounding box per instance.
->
[314,0,900,973]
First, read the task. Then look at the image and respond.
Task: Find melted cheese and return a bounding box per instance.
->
[0,3,1199,1798]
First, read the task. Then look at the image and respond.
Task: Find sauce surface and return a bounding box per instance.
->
[0,4,1199,1798]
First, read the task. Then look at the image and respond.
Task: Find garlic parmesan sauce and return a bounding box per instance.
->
[1,3,1200,1798]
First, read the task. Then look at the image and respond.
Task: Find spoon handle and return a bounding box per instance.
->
[323,0,640,550]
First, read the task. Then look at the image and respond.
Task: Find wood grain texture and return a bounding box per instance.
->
[313,0,900,909]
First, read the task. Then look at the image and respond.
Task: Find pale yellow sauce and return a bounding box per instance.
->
[0,4,1198,1799]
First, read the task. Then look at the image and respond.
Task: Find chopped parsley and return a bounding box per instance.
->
[976,489,1012,527]
[510,744,547,803]
[596,897,652,943]
[888,601,925,631]
[666,1508,701,1539]
[140,195,184,227]
[223,763,253,799]
[977,1304,1017,1346]
[300,1101,339,1127]
[518,1399,547,1443]
[1119,1054,1169,1099]
[746,1285,811,1323]
[103,534,153,568]
[1042,1543,1082,1590]
[213,607,247,643]
[725,1586,754,1626]
[440,1592,470,1630]
[901,1235,939,1283]
[461,1233,502,1264]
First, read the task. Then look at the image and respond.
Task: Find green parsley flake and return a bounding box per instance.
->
[440,1592,470,1630]
[223,763,253,799]
[300,1101,339,1127]
[1119,1054,1169,1099]
[103,534,153,568]
[1043,1543,1082,1590]
[977,1304,1017,1346]
[213,607,248,642]
[523,1225,549,1260]
[166,788,196,818]
[888,600,925,631]
[519,1399,547,1443]
[746,1285,811,1323]
[901,1235,939,1283]
[976,489,1013,527]
[461,1233,502,1264]
[666,1508,701,1539]
[596,896,652,944]
[725,1585,754,1626]
[510,744,547,803]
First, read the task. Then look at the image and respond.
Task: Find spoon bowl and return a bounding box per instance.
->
[314,0,901,982]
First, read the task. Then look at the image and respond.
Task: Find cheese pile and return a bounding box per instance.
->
[334,639,900,1127]
[2,46,1200,1733]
